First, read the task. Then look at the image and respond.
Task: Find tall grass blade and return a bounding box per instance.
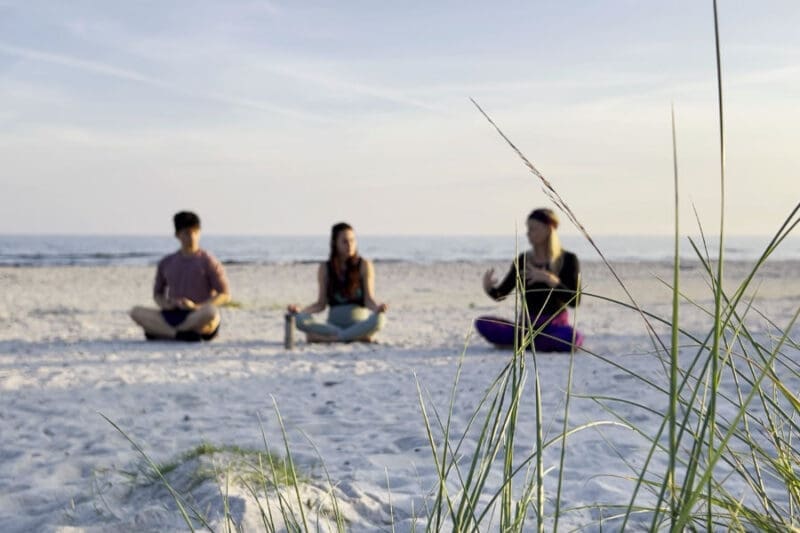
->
[100,413,212,532]
[666,102,681,528]
[270,396,310,532]
[552,276,580,533]
[707,1,727,528]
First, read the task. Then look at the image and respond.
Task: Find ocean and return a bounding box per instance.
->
[0,234,798,267]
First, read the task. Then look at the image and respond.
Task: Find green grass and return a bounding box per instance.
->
[221,300,245,309]
[102,407,349,533]
[147,442,296,488]
[448,2,800,530]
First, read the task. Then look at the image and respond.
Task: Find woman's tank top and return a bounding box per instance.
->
[326,258,365,306]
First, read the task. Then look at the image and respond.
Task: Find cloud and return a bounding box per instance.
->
[0,42,330,123]
[252,62,446,114]
[0,42,169,85]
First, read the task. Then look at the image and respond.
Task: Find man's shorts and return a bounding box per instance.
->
[161,309,220,341]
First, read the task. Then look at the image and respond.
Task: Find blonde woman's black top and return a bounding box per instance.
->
[487,251,580,317]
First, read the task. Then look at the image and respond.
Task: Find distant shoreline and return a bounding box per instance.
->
[1,234,798,267]
[2,258,799,269]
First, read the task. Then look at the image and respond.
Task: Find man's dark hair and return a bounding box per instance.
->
[173,211,201,232]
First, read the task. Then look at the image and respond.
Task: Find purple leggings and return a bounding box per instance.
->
[474,311,583,352]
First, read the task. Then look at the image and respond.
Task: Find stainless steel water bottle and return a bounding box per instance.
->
[284,313,295,350]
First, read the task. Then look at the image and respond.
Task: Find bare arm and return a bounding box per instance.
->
[156,283,231,312]
[288,263,328,314]
[153,261,174,309]
[202,291,230,307]
[362,260,388,313]
[156,291,229,311]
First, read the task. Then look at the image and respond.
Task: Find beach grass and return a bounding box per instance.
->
[146,442,296,488]
[222,300,245,309]
[97,2,799,530]
[444,2,800,530]
[102,404,349,532]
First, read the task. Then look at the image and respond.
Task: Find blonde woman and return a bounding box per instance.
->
[477,208,583,351]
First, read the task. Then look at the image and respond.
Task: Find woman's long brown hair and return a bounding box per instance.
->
[329,222,362,297]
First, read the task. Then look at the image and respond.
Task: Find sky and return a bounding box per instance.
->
[1,1,798,236]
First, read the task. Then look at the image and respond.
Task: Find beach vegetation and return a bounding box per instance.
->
[101,404,350,532]
[419,2,799,531]
[145,442,296,487]
[222,299,245,309]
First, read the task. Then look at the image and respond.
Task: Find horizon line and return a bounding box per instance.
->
[0,232,790,239]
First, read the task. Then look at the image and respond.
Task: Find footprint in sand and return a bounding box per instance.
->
[393,435,428,452]
[312,400,336,415]
[171,392,204,409]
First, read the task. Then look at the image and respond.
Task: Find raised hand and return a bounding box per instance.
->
[525,264,560,287]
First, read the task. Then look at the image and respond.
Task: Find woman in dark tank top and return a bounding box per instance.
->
[287,222,388,343]
[475,208,584,352]
[327,256,365,307]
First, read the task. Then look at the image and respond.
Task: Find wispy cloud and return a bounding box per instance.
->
[0,42,331,123]
[0,42,169,86]
[27,2,443,115]
[253,62,446,114]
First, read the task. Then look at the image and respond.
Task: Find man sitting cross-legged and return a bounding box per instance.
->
[130,211,231,342]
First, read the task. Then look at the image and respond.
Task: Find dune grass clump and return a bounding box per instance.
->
[102,407,349,533]
[144,442,296,488]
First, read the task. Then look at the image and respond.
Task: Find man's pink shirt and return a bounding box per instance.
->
[153,249,229,304]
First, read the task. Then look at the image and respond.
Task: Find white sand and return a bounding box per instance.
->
[0,260,798,531]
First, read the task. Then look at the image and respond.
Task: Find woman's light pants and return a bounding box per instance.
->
[295,304,386,341]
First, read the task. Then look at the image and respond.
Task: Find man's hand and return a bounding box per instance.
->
[175,297,197,310]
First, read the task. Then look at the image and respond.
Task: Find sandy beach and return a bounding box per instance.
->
[1,259,798,531]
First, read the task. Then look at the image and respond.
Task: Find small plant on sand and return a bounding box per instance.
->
[102,404,349,532]
[144,442,296,488]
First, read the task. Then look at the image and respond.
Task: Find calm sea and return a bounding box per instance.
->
[0,234,798,267]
